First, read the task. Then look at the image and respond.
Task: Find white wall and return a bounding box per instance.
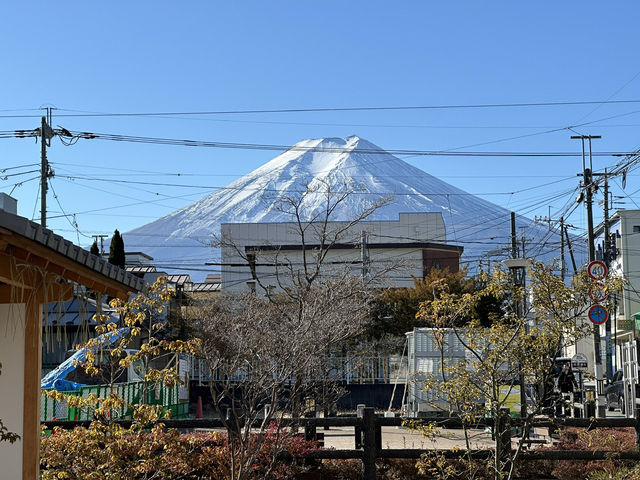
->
[0,304,26,479]
[221,213,447,293]
[619,212,640,319]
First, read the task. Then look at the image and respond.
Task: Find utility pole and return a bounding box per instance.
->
[564,224,578,276]
[40,116,48,228]
[534,211,567,280]
[39,109,54,228]
[560,217,566,281]
[572,134,606,417]
[602,170,613,382]
[361,230,369,280]
[505,212,528,418]
[92,234,109,255]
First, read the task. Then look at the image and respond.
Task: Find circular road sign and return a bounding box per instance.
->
[571,353,589,372]
[588,281,609,303]
[587,260,608,280]
[588,305,609,325]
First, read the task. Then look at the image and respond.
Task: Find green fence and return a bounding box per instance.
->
[41,381,188,421]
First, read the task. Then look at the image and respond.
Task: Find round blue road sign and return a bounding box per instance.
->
[588,305,608,325]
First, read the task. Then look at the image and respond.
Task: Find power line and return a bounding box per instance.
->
[4,99,640,119]
[51,160,587,179]
[54,173,575,197]
[29,130,636,158]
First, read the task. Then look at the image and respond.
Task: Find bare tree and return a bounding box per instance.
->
[194,180,395,479]
[217,178,394,297]
[196,276,370,479]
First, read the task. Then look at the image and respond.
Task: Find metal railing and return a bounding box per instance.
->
[187,354,407,385]
[41,381,185,421]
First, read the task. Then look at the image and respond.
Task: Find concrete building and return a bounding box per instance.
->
[592,209,640,372]
[220,212,462,294]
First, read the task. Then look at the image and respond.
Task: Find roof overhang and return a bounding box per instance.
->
[0,210,145,301]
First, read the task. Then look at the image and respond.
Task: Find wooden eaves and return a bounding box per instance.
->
[0,209,145,479]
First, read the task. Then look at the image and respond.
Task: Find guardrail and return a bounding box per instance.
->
[42,407,640,480]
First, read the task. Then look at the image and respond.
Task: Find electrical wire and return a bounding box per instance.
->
[47,130,640,158]
[49,179,92,242]
[3,99,640,119]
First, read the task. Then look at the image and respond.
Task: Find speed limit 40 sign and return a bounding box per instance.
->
[587,260,608,280]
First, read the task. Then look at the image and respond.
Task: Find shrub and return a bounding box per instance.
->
[40,424,317,479]
[516,427,637,480]
[316,458,426,479]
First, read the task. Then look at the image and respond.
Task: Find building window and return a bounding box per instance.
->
[633,226,640,233]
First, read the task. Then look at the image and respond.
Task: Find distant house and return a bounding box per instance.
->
[220,212,463,294]
[0,195,145,479]
[42,293,116,370]
[41,251,158,369]
[124,254,220,295]
[123,254,220,338]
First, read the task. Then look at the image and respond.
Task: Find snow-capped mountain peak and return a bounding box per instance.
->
[124,136,577,278]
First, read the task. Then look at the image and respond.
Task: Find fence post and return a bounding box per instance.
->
[355,404,365,449]
[304,402,316,442]
[635,408,640,448]
[361,407,377,480]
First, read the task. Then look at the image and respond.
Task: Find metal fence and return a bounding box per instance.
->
[41,381,186,421]
[187,354,407,385]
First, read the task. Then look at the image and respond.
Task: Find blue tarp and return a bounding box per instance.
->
[41,328,130,391]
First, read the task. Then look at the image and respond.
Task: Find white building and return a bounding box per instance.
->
[220,212,463,294]
[592,209,640,372]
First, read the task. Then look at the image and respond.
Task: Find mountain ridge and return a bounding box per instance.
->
[124,136,580,278]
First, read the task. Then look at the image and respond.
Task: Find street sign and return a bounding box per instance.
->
[588,281,609,303]
[587,260,608,280]
[588,304,609,325]
[571,353,589,372]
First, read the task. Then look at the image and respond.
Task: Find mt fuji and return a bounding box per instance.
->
[124,136,581,277]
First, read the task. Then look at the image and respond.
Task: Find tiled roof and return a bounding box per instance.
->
[184,282,220,292]
[166,274,191,285]
[126,265,157,274]
[0,210,146,292]
[43,296,116,326]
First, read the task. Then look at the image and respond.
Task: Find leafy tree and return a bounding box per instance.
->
[411,261,624,480]
[90,239,100,256]
[108,229,125,269]
[370,267,501,339]
[40,278,201,478]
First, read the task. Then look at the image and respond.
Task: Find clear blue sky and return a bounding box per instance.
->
[2,1,640,250]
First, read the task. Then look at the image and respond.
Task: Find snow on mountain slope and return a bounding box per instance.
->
[124,136,582,277]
